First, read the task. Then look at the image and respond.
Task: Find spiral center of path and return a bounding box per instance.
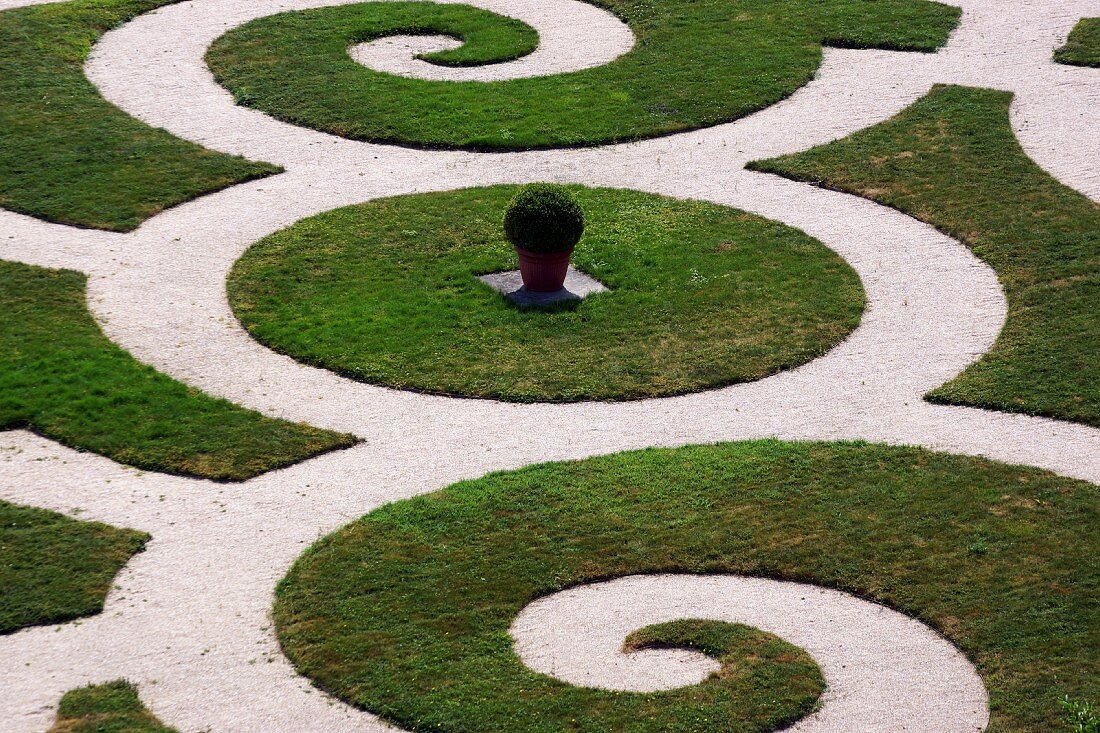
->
[349,0,634,81]
[511,575,989,732]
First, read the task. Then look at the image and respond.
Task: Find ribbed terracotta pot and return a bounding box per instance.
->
[515,246,574,292]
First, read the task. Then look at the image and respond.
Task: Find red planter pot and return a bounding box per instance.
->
[515,246,573,292]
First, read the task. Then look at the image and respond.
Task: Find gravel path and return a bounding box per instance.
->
[512,575,989,732]
[1,0,1098,730]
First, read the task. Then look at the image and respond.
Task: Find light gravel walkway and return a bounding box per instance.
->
[0,0,1098,731]
[512,575,988,732]
[0,0,64,9]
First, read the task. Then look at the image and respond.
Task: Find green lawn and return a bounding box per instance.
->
[623,619,826,728]
[275,440,1098,733]
[207,0,959,150]
[749,85,1100,427]
[48,681,178,733]
[1054,19,1100,67]
[0,0,279,231]
[227,186,864,402]
[1,502,147,635]
[1,260,355,480]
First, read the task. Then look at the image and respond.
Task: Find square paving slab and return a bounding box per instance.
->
[478,267,609,307]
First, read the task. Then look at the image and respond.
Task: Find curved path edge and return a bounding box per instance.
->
[512,574,989,732]
[1,0,1099,731]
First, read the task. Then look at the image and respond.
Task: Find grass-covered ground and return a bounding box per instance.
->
[275,440,1097,733]
[1055,19,1100,67]
[750,85,1100,428]
[1,260,355,480]
[228,186,864,402]
[0,0,279,231]
[622,619,826,729]
[1,502,147,635]
[47,681,177,733]
[207,0,959,150]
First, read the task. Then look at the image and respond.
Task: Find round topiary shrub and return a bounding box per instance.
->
[503,184,585,253]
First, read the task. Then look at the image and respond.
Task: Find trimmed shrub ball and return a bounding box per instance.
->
[503,184,585,253]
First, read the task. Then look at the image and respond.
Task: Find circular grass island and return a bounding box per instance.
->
[205,0,959,150]
[274,441,1098,732]
[227,186,865,402]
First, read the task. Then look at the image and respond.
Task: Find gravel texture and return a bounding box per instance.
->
[511,574,988,731]
[1,0,1098,730]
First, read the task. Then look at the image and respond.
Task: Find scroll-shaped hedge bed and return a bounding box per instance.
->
[207,0,961,150]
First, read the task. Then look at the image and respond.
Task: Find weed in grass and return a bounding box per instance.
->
[1063,696,1100,733]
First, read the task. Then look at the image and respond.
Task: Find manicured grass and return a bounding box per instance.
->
[207,0,959,150]
[228,186,864,402]
[275,440,1098,733]
[623,620,825,728]
[749,85,1100,427]
[0,0,279,231]
[0,260,355,480]
[1,502,147,635]
[1055,19,1100,67]
[1061,697,1100,733]
[48,681,177,733]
